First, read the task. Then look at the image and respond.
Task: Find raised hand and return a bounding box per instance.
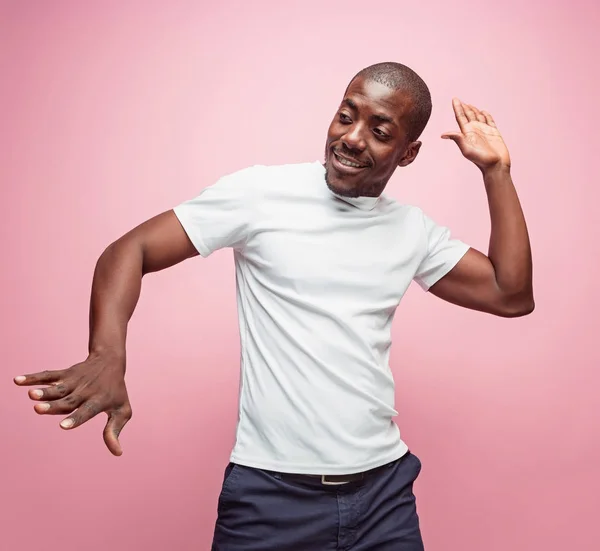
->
[14,352,132,456]
[442,98,510,172]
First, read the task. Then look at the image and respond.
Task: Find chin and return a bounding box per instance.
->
[324,168,360,198]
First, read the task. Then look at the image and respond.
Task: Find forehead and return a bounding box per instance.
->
[343,77,413,125]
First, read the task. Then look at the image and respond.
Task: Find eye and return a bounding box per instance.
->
[373,128,390,139]
[339,112,352,124]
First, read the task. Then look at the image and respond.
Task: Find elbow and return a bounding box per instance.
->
[98,236,145,274]
[497,291,535,318]
[502,300,535,318]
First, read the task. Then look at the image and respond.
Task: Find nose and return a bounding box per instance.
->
[341,123,367,153]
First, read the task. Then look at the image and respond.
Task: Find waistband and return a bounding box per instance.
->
[267,451,411,487]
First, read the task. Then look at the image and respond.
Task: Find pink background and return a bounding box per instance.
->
[2,1,599,549]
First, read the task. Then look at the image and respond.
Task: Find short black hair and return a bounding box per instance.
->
[348,62,432,141]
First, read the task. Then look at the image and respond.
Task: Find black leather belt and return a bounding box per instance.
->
[278,453,408,486]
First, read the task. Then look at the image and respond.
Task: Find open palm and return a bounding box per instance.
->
[442,98,510,171]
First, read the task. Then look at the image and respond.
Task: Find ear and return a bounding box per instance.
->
[398,141,422,167]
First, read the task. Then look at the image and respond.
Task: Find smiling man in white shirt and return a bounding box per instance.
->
[15,62,533,550]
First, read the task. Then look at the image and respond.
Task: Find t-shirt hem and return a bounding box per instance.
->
[172,205,212,257]
[417,243,471,291]
[229,442,409,475]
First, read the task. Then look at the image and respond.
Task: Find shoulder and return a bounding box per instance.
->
[378,195,427,229]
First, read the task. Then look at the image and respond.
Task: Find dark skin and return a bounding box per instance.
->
[13,76,533,456]
[324,77,534,316]
[324,78,422,198]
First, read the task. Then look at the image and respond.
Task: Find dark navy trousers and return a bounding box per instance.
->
[212,452,424,550]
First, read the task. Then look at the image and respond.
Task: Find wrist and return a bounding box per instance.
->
[88,344,126,363]
[481,162,511,179]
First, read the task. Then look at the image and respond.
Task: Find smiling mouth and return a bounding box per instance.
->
[333,151,369,169]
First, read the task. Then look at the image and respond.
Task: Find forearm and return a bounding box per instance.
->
[88,238,144,359]
[484,165,533,304]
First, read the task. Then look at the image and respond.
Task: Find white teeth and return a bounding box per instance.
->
[336,155,363,168]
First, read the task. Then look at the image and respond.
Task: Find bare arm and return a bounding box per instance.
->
[430,99,534,318]
[89,210,198,355]
[14,210,198,455]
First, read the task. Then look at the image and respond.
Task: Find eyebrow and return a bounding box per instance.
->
[341,98,397,126]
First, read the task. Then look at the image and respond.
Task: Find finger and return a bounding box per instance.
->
[481,110,497,128]
[103,408,132,456]
[14,370,67,386]
[58,400,103,429]
[28,382,71,401]
[461,102,477,123]
[452,98,469,132]
[34,393,85,415]
[469,104,486,124]
[441,132,468,154]
[441,131,465,144]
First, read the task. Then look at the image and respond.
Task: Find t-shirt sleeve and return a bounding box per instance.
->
[172,167,258,257]
[413,211,471,291]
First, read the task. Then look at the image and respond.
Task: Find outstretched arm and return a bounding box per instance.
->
[430,98,534,318]
[14,210,198,455]
[89,210,198,355]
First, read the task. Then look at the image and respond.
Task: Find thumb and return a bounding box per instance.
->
[441,132,464,144]
[103,411,130,456]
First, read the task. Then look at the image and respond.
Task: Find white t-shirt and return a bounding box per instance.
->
[173,161,470,475]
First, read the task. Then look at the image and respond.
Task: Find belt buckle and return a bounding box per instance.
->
[321,475,350,486]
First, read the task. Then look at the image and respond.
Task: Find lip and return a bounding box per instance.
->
[331,151,369,175]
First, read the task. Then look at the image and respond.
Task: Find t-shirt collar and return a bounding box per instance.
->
[330,192,380,211]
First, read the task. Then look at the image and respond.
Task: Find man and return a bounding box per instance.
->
[14,62,533,549]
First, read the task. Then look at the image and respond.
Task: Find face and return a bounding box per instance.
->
[324,76,422,198]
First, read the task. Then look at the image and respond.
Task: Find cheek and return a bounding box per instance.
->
[326,122,339,142]
[379,144,405,169]
[371,145,397,169]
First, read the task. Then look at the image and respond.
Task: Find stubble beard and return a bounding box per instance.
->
[324,168,360,198]
[324,167,383,198]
